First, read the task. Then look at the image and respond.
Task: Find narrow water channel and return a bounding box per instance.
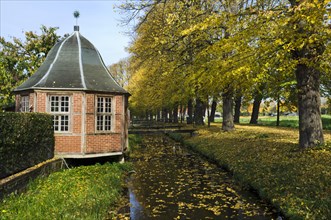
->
[127,135,278,219]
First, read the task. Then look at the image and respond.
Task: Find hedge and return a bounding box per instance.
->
[0,112,54,179]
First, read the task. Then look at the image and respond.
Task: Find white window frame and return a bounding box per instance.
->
[48,95,71,133]
[20,95,30,112]
[96,96,113,132]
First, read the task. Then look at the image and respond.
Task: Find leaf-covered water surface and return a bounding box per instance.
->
[126,135,278,220]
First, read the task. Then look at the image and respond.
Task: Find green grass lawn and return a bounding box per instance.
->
[214,115,331,130]
[0,163,132,220]
[171,125,331,220]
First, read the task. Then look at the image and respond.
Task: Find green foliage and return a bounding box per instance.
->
[179,125,331,219]
[128,134,143,147]
[0,163,132,220]
[0,25,61,110]
[0,112,54,179]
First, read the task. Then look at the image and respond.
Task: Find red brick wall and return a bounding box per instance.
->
[35,92,47,112]
[15,95,21,112]
[16,91,126,156]
[86,94,95,133]
[85,94,124,133]
[114,96,124,132]
[86,134,122,153]
[72,93,83,134]
[55,135,81,153]
[85,94,125,153]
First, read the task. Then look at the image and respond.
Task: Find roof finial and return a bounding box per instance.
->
[73,10,80,25]
[73,10,80,31]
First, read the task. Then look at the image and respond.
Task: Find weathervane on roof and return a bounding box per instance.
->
[73,10,80,31]
[73,10,80,25]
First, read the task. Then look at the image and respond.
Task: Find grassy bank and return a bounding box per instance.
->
[172,125,331,220]
[0,163,132,220]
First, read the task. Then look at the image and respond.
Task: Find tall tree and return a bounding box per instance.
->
[108,58,131,88]
[120,0,331,148]
[283,0,329,148]
[0,25,61,110]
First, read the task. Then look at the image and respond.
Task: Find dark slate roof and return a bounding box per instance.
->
[14,26,128,94]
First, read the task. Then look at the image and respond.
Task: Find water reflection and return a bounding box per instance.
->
[127,135,278,219]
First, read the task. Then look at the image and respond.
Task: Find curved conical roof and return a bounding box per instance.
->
[14,26,128,94]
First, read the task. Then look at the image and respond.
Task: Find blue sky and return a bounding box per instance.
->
[0,0,132,66]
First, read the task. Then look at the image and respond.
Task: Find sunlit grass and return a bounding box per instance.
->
[214,114,331,130]
[0,163,132,220]
[129,134,143,149]
[177,125,331,219]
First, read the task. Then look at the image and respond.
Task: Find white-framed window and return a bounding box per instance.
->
[96,96,113,132]
[20,96,29,112]
[49,95,70,132]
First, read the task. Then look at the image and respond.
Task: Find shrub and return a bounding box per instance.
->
[0,112,54,179]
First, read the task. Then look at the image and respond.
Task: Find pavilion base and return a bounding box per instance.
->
[56,152,123,159]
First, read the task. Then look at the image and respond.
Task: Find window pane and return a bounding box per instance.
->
[60,115,69,131]
[105,115,111,130]
[97,97,103,113]
[97,115,103,131]
[49,95,70,132]
[96,96,112,132]
[53,115,59,131]
[20,96,29,112]
[60,96,69,112]
[105,98,111,113]
[50,96,59,112]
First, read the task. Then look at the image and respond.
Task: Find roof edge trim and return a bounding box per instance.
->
[14,87,129,94]
[77,32,87,89]
[32,32,75,88]
[93,45,122,88]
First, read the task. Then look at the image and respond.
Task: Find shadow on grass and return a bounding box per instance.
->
[215,115,331,130]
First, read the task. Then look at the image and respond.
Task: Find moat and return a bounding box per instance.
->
[125,134,279,219]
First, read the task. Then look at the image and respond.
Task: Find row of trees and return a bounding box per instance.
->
[118,0,331,148]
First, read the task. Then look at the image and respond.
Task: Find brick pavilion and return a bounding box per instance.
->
[14,26,130,159]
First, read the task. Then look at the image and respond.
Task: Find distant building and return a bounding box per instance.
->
[14,26,130,159]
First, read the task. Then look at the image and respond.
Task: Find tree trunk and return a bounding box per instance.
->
[296,64,324,148]
[209,99,217,123]
[149,111,154,122]
[168,111,173,123]
[145,110,149,121]
[234,95,242,123]
[289,0,325,148]
[194,98,205,126]
[207,103,211,127]
[187,99,193,124]
[249,94,262,124]
[222,90,234,131]
[173,105,178,123]
[276,97,280,126]
[162,108,168,123]
[156,110,161,122]
[180,105,185,123]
